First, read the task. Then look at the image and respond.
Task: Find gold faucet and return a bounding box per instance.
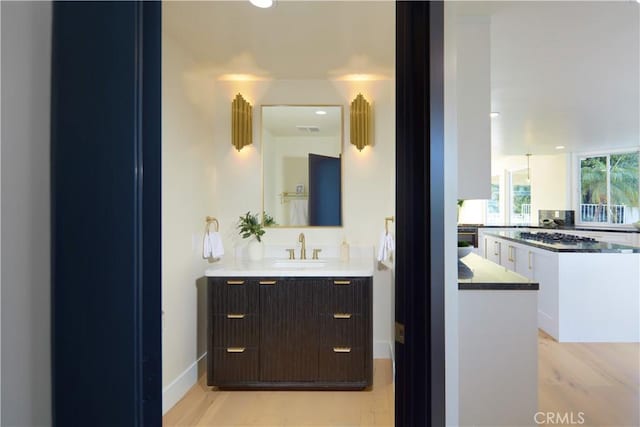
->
[298,233,306,260]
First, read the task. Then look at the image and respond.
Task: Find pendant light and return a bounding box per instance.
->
[526,153,532,183]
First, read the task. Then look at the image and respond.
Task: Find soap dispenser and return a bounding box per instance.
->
[340,238,350,262]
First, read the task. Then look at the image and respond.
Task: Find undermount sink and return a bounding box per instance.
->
[271,259,328,269]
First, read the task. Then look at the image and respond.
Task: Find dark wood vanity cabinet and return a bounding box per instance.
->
[207,276,373,389]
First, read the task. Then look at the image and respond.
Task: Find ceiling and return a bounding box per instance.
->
[262,105,342,137]
[163,1,395,80]
[164,1,640,156]
[487,1,640,156]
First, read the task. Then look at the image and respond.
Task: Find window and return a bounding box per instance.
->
[485,175,501,225]
[578,151,640,225]
[510,169,531,225]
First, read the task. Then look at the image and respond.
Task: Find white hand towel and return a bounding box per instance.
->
[377,231,388,262]
[289,199,308,226]
[209,231,225,258]
[385,232,395,253]
[377,231,395,262]
[203,231,213,258]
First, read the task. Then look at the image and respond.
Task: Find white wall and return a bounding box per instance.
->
[161,34,217,411]
[456,15,491,200]
[1,1,52,425]
[491,153,569,225]
[530,153,570,216]
[458,153,571,225]
[445,2,461,424]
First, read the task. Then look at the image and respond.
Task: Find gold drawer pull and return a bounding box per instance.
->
[333,313,352,319]
[226,280,245,285]
[259,280,277,285]
[226,347,246,353]
[333,347,352,353]
[226,313,246,319]
[333,280,351,285]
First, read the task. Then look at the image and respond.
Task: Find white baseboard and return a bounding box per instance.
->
[374,340,393,359]
[162,353,206,415]
[389,342,395,384]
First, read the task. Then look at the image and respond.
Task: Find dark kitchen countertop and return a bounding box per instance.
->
[475,225,640,234]
[458,254,539,290]
[484,230,640,253]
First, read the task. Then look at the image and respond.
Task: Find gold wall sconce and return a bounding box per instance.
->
[350,94,372,151]
[232,93,252,151]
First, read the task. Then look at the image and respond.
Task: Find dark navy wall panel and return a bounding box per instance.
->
[141,2,163,424]
[51,1,161,425]
[395,1,445,426]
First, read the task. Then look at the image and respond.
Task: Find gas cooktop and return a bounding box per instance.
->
[518,232,598,245]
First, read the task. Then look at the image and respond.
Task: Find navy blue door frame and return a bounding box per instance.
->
[51,2,162,425]
[395,2,446,426]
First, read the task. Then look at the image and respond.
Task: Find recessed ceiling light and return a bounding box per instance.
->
[250,0,274,8]
[555,145,565,150]
[490,112,500,118]
[315,110,327,115]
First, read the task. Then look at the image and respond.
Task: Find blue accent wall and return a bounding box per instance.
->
[51,2,162,425]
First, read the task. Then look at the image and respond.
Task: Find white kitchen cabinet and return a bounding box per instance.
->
[476,231,640,342]
[514,244,535,281]
[478,233,560,338]
[477,230,487,258]
[485,235,502,265]
[500,241,515,271]
[456,17,491,200]
[530,248,559,339]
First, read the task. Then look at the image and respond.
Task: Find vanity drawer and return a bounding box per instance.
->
[318,346,364,382]
[320,313,363,346]
[210,278,258,314]
[210,346,259,384]
[212,314,258,347]
[319,278,365,314]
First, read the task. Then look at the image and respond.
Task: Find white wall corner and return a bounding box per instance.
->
[162,353,206,415]
[374,340,393,360]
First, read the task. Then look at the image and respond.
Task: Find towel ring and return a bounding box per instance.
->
[205,216,219,232]
[385,216,395,235]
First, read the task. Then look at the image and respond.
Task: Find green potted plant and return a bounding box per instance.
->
[237,211,265,260]
[457,199,465,224]
[263,211,277,227]
[457,240,473,259]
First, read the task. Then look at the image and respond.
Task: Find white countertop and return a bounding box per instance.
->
[458,254,539,290]
[205,257,374,277]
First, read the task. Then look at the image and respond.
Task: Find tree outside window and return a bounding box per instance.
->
[486,175,501,225]
[579,151,639,224]
[510,169,531,225]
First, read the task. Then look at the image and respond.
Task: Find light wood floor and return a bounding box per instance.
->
[538,331,639,427]
[165,333,639,427]
[163,359,394,427]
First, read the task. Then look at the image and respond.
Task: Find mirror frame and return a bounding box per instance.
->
[261,104,344,228]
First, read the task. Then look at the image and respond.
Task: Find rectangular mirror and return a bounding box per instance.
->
[262,105,343,227]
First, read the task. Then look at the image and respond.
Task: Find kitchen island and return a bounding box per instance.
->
[479,229,640,342]
[458,254,539,427]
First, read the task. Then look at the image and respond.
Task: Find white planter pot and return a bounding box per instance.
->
[247,240,263,261]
